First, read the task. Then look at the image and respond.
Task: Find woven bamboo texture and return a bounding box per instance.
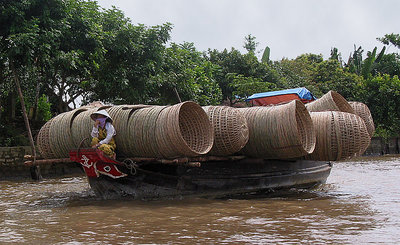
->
[305,111,370,161]
[306,90,355,114]
[124,105,166,157]
[37,102,214,159]
[202,106,249,156]
[238,100,316,159]
[71,108,96,149]
[117,102,214,158]
[36,118,56,159]
[155,101,214,158]
[103,105,129,155]
[37,108,87,158]
[349,101,375,137]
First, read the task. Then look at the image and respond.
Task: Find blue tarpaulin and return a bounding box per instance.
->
[246,87,316,101]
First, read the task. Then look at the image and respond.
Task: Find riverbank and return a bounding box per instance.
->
[0,146,83,180]
[364,137,400,155]
[1,136,399,180]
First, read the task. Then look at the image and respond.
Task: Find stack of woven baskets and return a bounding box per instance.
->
[238,100,316,159]
[305,91,373,161]
[36,90,374,162]
[38,102,215,159]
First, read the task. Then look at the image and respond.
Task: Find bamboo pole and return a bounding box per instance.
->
[24,158,72,166]
[11,61,41,180]
[173,86,182,103]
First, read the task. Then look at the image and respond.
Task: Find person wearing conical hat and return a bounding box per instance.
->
[90,110,117,158]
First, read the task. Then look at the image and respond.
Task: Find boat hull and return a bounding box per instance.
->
[87,158,332,200]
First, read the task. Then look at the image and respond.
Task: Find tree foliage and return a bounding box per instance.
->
[357,74,400,137]
[377,33,400,50]
[0,0,173,114]
[149,42,222,105]
[243,34,258,54]
[1,0,400,144]
[207,47,281,105]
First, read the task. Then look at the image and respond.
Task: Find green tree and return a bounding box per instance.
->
[89,9,172,104]
[373,53,400,77]
[313,59,362,100]
[375,33,400,77]
[273,54,323,95]
[207,48,282,105]
[346,45,386,79]
[0,0,65,118]
[261,46,270,64]
[357,74,400,137]
[377,33,400,49]
[150,42,222,105]
[43,0,106,112]
[1,0,173,113]
[329,47,343,66]
[346,45,364,75]
[273,54,361,99]
[229,74,275,101]
[243,34,258,54]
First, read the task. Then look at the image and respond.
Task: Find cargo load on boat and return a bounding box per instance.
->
[37,90,374,162]
[32,89,374,199]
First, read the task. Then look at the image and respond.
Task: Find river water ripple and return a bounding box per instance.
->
[1,155,400,244]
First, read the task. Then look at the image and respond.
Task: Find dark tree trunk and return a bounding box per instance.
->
[32,81,41,121]
[10,91,16,120]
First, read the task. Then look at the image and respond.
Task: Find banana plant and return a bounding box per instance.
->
[347,45,386,78]
[261,46,270,64]
[347,45,363,75]
[362,46,386,78]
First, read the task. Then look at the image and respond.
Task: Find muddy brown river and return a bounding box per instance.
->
[1,155,400,244]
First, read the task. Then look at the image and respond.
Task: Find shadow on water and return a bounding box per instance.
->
[29,181,340,209]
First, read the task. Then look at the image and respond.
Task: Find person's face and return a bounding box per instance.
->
[96,115,106,120]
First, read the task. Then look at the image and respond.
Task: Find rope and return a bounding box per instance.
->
[123,158,137,176]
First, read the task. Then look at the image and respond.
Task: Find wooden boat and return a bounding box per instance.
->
[69,148,332,200]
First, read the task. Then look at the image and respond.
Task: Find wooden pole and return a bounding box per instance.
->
[10,61,41,180]
[173,86,182,103]
[24,158,71,166]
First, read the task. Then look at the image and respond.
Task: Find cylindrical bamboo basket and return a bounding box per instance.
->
[104,105,131,155]
[42,108,88,158]
[71,108,98,149]
[155,101,214,159]
[37,118,56,159]
[306,90,354,114]
[238,100,316,159]
[349,101,375,137]
[202,106,249,156]
[306,111,370,161]
[125,106,166,157]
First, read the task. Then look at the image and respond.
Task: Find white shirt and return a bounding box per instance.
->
[91,122,116,145]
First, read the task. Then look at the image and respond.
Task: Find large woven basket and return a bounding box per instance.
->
[155,101,214,159]
[37,118,56,159]
[46,109,85,158]
[348,101,375,137]
[305,111,370,161]
[306,91,354,114]
[202,106,249,156]
[42,108,88,158]
[71,108,97,149]
[105,105,131,154]
[238,100,316,159]
[125,106,166,157]
[37,102,215,159]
